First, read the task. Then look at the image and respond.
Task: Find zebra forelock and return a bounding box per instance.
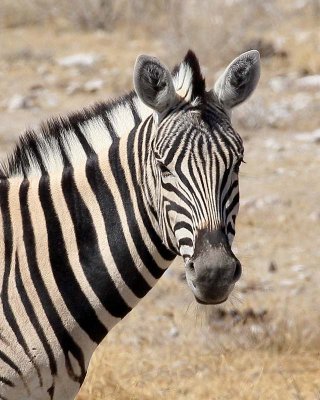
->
[172,50,206,101]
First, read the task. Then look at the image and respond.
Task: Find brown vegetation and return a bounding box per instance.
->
[0,0,319,398]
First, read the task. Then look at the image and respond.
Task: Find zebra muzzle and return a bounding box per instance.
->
[185,229,241,305]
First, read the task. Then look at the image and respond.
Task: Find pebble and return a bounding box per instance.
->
[309,211,320,221]
[296,75,320,89]
[7,94,33,110]
[279,279,295,287]
[57,53,99,68]
[269,76,291,93]
[268,261,277,272]
[168,326,179,338]
[291,264,306,272]
[264,138,285,151]
[242,195,284,211]
[83,79,104,92]
[294,129,320,144]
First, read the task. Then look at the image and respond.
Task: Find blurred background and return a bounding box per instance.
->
[0,1,319,399]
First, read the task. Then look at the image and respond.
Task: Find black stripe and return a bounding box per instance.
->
[227,221,235,236]
[131,119,175,261]
[0,350,21,376]
[20,178,85,383]
[162,182,192,208]
[164,200,192,220]
[109,143,165,279]
[57,135,72,168]
[38,174,107,344]
[86,155,151,298]
[62,165,130,318]
[73,124,95,156]
[219,167,232,209]
[225,192,240,217]
[128,95,141,126]
[15,254,56,400]
[178,237,193,247]
[222,181,239,212]
[0,349,28,392]
[0,180,42,388]
[0,377,14,387]
[100,112,118,141]
[187,147,206,212]
[15,185,58,381]
[174,221,192,232]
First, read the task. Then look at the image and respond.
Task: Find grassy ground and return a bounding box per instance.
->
[0,1,319,399]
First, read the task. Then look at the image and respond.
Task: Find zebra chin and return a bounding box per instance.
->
[183,229,242,305]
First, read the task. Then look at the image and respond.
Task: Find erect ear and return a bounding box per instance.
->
[213,50,260,109]
[134,55,178,114]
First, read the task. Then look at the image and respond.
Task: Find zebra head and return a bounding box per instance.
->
[134,50,260,304]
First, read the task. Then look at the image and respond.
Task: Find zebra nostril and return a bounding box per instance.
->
[233,260,242,282]
[186,260,195,275]
[188,260,195,270]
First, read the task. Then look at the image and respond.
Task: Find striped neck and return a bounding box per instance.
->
[0,122,176,391]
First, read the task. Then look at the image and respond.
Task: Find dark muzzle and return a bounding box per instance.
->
[185,229,241,304]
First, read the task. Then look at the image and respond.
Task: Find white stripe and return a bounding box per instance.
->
[132,96,152,120]
[80,117,112,152]
[108,103,136,138]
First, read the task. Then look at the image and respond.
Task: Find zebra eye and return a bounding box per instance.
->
[158,163,172,178]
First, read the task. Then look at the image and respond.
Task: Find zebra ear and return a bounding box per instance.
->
[134,55,178,114]
[213,50,260,109]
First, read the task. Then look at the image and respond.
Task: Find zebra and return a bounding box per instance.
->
[0,49,260,399]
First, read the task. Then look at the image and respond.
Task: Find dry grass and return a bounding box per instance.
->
[0,1,319,399]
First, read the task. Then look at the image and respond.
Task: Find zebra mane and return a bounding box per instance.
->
[0,50,205,179]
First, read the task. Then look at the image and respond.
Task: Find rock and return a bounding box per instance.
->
[250,324,265,336]
[268,261,277,272]
[57,53,99,68]
[66,82,82,95]
[42,91,59,108]
[294,129,320,143]
[309,211,320,221]
[269,76,291,93]
[296,75,320,89]
[233,96,267,129]
[264,138,285,151]
[7,94,33,111]
[242,195,286,211]
[291,264,306,272]
[267,102,291,127]
[266,93,313,127]
[298,272,311,281]
[290,93,313,111]
[279,279,295,287]
[83,79,104,92]
[168,326,179,338]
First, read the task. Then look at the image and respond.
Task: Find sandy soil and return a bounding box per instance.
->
[0,17,319,400]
